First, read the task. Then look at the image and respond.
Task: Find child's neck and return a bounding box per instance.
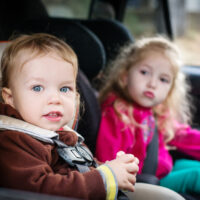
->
[132,101,152,111]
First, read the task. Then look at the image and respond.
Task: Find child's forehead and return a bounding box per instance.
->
[133,50,165,66]
[139,49,176,65]
[13,52,76,83]
[134,51,175,73]
[16,50,71,70]
[141,49,165,58]
[11,48,78,81]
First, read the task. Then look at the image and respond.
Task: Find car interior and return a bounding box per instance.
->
[0,0,200,200]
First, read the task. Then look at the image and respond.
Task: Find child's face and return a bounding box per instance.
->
[3,53,76,131]
[125,52,173,108]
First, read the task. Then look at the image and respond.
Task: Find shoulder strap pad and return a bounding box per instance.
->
[0,115,83,144]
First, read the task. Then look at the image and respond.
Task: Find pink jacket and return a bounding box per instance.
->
[95,94,200,179]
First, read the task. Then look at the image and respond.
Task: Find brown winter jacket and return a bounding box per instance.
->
[0,103,106,200]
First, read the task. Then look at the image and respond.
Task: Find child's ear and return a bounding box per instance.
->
[2,88,15,107]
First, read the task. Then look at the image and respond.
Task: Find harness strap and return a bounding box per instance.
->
[0,115,84,143]
[54,138,96,170]
[76,164,90,173]
[0,115,58,143]
[142,124,158,175]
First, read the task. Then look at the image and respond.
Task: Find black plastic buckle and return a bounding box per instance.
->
[57,143,94,167]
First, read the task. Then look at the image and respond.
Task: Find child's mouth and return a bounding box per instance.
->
[44,111,62,122]
[144,91,155,99]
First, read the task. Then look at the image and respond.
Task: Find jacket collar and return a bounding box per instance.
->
[0,115,84,144]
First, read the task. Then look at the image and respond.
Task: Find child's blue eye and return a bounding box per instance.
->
[60,87,69,93]
[32,86,43,92]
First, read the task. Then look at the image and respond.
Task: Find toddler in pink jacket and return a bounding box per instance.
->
[96,36,200,195]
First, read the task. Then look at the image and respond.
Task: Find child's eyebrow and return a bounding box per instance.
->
[162,73,171,77]
[141,64,152,69]
[61,80,76,85]
[24,77,45,84]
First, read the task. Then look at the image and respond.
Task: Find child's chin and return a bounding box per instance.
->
[40,125,60,131]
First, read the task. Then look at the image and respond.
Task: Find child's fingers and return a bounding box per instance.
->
[128,173,137,185]
[134,157,139,165]
[126,162,139,173]
[116,151,125,158]
[122,180,135,192]
[117,154,135,163]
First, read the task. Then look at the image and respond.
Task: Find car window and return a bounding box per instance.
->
[124,1,156,38]
[124,0,200,66]
[171,0,200,66]
[41,0,91,18]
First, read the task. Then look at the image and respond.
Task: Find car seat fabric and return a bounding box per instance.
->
[0,0,48,41]
[77,70,101,154]
[0,187,80,200]
[78,18,134,65]
[182,65,200,127]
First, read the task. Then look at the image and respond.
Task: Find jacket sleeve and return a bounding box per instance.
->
[0,131,106,200]
[169,122,200,160]
[95,106,135,162]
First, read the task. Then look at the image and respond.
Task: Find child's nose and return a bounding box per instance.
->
[48,92,61,105]
[147,77,157,88]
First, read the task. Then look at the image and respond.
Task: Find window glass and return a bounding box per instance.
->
[170,0,200,66]
[41,0,91,18]
[124,0,157,38]
[124,0,200,66]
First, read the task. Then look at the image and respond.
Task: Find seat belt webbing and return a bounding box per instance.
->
[142,124,158,175]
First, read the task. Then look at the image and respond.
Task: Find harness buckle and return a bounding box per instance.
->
[57,143,94,167]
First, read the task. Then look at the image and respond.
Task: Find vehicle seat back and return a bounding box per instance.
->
[0,0,48,40]
[78,18,134,66]
[77,70,101,153]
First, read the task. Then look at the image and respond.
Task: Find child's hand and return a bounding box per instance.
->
[117,151,139,166]
[106,153,139,192]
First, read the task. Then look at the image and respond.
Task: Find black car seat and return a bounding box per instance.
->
[0,0,48,41]
[77,70,101,154]
[78,18,134,66]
